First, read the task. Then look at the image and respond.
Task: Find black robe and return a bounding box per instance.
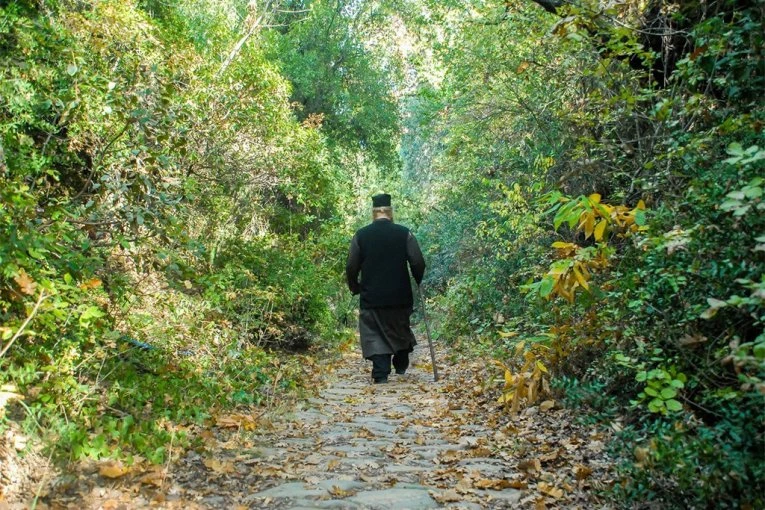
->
[346,218,426,359]
[358,308,417,358]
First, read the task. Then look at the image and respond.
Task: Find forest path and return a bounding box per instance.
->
[45,346,613,509]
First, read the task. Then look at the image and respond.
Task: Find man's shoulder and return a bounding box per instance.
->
[357,221,410,233]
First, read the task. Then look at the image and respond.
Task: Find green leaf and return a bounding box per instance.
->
[726,142,744,156]
[539,277,554,298]
[644,386,658,397]
[660,387,677,399]
[67,64,78,76]
[665,399,683,412]
[648,398,664,412]
[670,379,685,389]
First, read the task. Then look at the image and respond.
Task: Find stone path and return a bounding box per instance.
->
[172,349,525,509]
[43,346,612,509]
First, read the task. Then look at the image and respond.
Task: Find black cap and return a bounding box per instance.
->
[372,193,391,207]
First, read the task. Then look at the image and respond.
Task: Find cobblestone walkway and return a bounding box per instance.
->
[173,349,525,509]
[45,346,611,509]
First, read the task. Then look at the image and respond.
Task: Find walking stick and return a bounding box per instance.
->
[418,285,439,382]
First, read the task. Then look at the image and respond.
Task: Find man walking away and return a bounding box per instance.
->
[346,193,426,384]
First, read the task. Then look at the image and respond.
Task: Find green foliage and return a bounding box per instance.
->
[265,0,402,168]
[1,0,388,465]
[401,0,764,507]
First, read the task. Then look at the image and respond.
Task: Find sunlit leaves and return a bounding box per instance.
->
[527,192,649,303]
[495,345,550,415]
[13,269,37,295]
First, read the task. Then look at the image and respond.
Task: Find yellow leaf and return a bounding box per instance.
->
[573,265,590,290]
[637,199,646,210]
[79,278,102,290]
[514,341,526,354]
[594,219,607,241]
[99,461,130,479]
[474,478,516,490]
[535,360,548,374]
[538,482,564,498]
[551,241,575,249]
[583,213,595,239]
[527,380,537,402]
[497,391,514,404]
[498,330,518,338]
[588,193,601,204]
[504,369,513,385]
[516,61,530,74]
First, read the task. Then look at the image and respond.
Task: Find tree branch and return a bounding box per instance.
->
[217,0,274,77]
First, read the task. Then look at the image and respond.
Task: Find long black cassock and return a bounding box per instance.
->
[346,218,426,359]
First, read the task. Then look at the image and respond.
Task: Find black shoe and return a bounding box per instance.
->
[373,378,388,384]
[395,369,406,375]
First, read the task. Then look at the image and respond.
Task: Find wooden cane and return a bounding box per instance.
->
[418,285,439,382]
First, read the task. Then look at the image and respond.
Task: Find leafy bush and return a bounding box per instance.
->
[403,1,764,507]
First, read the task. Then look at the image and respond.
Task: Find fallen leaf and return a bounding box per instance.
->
[539,400,555,412]
[215,413,259,431]
[473,478,515,490]
[538,482,564,498]
[101,499,121,510]
[99,461,130,479]
[678,334,707,347]
[328,485,354,497]
[203,458,236,474]
[573,464,593,480]
[539,450,559,463]
[469,447,493,457]
[436,449,462,464]
[355,427,376,439]
[430,489,462,503]
[634,446,650,464]
[518,458,541,472]
[139,469,165,487]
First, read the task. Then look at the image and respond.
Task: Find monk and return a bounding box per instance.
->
[345,193,426,383]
